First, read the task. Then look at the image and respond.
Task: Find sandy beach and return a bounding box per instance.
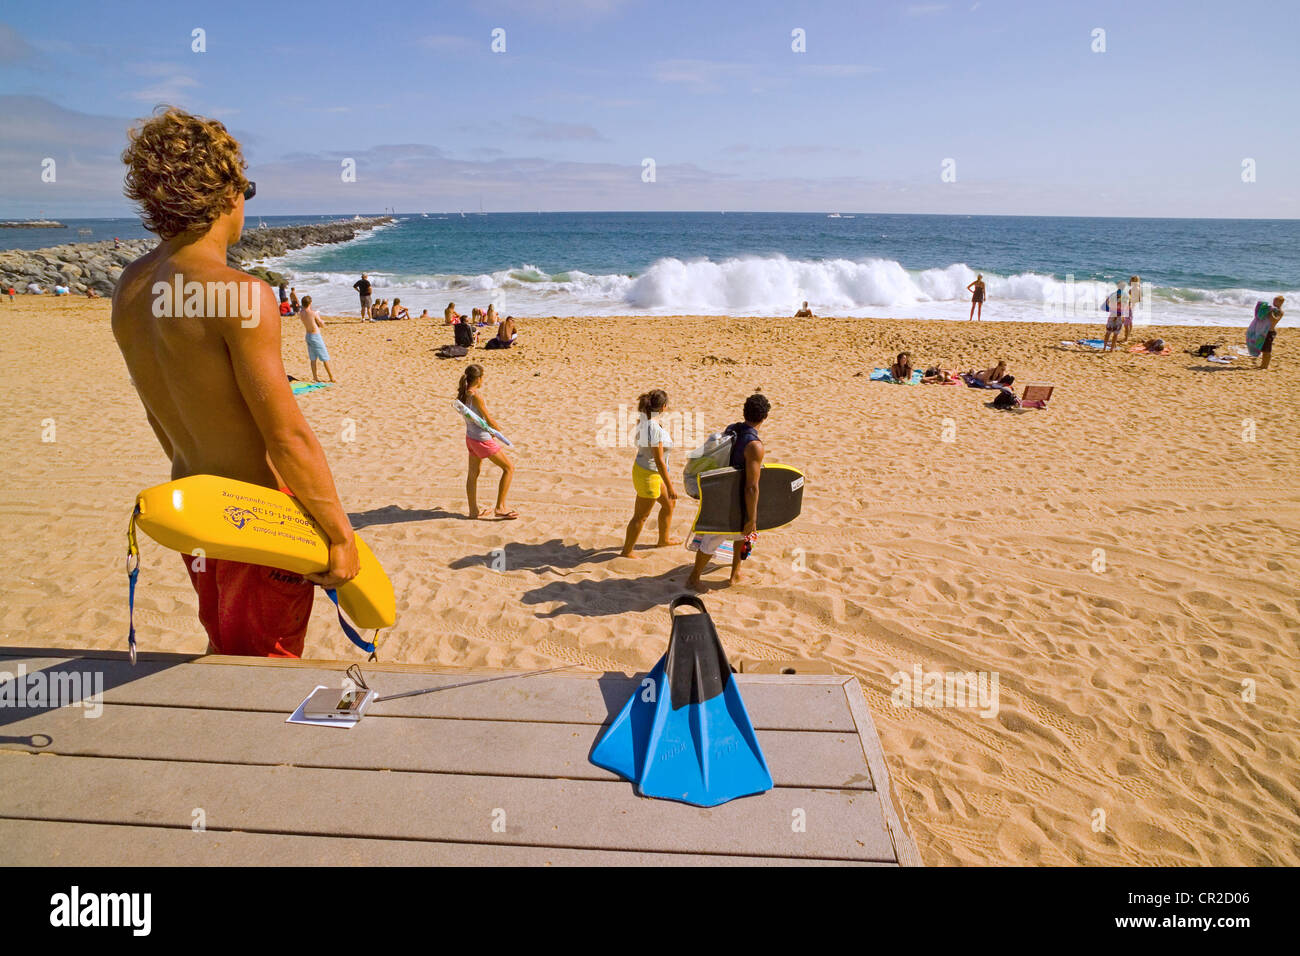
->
[1,296,1297,866]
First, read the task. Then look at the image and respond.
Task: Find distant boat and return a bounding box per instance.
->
[422,213,429,218]
[76,228,93,235]
[827,213,842,219]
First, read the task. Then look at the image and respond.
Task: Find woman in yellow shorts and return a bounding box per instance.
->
[620,389,679,557]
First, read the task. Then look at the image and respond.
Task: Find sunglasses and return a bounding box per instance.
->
[243,181,256,201]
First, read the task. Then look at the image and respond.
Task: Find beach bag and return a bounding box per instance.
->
[683,431,734,499]
[991,388,1019,409]
[435,344,468,359]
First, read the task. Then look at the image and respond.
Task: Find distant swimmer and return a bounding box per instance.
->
[298,296,335,382]
[113,107,359,657]
[794,301,814,318]
[353,273,372,321]
[967,274,986,321]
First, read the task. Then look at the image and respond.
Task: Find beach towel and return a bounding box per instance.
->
[1127,344,1172,355]
[1075,338,1107,350]
[870,368,923,384]
[960,372,1007,389]
[290,381,331,395]
[1246,300,1274,356]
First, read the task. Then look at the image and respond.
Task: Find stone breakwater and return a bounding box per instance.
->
[0,217,392,296]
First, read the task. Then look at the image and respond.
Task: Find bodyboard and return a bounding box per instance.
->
[690,463,804,535]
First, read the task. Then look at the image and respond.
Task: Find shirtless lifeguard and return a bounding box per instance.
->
[112,108,358,657]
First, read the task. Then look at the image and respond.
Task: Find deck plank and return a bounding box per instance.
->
[0,703,874,790]
[0,819,889,866]
[0,655,855,731]
[0,751,896,861]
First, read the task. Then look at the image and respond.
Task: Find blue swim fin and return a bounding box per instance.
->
[590,595,772,807]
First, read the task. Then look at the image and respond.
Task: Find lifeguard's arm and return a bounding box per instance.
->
[143,408,175,460]
[223,282,358,576]
[742,439,764,534]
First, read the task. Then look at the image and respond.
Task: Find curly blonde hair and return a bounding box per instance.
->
[121,107,249,239]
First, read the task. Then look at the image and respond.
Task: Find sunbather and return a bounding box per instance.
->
[889,352,914,383]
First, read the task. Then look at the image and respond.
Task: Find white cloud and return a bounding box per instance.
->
[653,59,751,93]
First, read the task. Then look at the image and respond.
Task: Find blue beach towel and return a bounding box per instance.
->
[1076,339,1107,350]
[870,368,924,384]
[290,381,331,395]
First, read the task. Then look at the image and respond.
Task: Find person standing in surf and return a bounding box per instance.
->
[1121,275,1142,342]
[353,273,372,321]
[458,364,517,519]
[967,274,986,321]
[620,389,679,557]
[686,393,769,592]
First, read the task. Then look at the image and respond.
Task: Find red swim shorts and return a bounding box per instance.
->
[182,553,314,657]
[465,434,502,459]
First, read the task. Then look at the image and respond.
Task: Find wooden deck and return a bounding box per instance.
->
[0,648,920,866]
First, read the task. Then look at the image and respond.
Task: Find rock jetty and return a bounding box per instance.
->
[0,217,392,296]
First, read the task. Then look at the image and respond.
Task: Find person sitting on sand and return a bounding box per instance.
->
[686,393,770,592]
[621,389,679,557]
[471,307,483,324]
[483,314,517,350]
[298,295,335,382]
[373,299,390,319]
[794,301,814,318]
[1103,282,1126,351]
[391,297,410,320]
[86,287,100,298]
[1257,295,1286,370]
[890,351,914,383]
[418,309,428,319]
[486,303,499,326]
[967,274,986,321]
[113,107,358,657]
[444,301,461,325]
[458,364,517,519]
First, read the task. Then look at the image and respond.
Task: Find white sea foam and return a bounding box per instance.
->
[261,251,1293,327]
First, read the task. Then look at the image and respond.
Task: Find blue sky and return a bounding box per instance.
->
[1,0,1297,217]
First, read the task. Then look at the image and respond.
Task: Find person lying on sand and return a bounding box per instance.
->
[621,388,679,557]
[970,360,1013,385]
[112,107,358,657]
[686,393,769,592]
[921,365,958,383]
[458,364,517,519]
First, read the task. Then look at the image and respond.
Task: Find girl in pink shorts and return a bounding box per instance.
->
[458,364,517,519]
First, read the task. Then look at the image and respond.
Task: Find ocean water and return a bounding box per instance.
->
[8,213,1297,326]
[267,213,1298,327]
